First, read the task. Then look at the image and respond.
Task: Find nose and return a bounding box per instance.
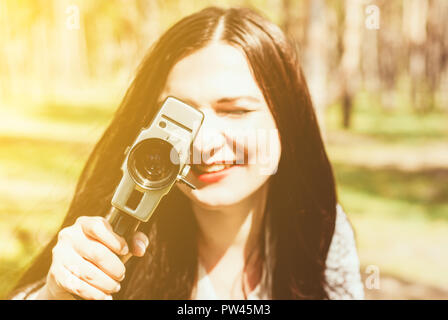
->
[191,110,226,165]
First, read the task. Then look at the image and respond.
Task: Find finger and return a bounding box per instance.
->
[70,234,126,281]
[61,247,122,294]
[78,216,129,256]
[130,231,149,257]
[51,263,112,300]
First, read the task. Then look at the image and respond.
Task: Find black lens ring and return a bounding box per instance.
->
[127,138,180,190]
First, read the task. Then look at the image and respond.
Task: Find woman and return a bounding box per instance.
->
[10,6,364,300]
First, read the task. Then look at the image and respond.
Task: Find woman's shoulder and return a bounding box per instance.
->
[324,204,365,299]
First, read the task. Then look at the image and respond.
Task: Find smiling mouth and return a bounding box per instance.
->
[191,163,240,174]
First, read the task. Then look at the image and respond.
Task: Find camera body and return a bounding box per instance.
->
[110,97,203,225]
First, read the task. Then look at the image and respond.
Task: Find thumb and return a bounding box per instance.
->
[130,231,149,257]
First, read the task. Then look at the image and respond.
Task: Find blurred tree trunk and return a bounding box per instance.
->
[425,0,448,111]
[52,0,89,97]
[281,0,308,52]
[403,0,429,113]
[361,10,380,95]
[377,1,401,110]
[302,0,329,135]
[436,1,448,111]
[340,0,363,128]
[282,0,330,134]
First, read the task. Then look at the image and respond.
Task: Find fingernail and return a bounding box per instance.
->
[121,245,129,255]
[105,295,113,300]
[135,239,146,254]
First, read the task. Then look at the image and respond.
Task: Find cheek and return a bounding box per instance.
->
[257,113,281,175]
[232,121,281,176]
[255,129,281,176]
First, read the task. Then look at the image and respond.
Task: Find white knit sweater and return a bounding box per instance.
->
[323,205,365,299]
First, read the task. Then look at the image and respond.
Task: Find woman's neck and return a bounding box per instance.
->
[192,183,268,270]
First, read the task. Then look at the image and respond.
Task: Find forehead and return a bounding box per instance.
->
[162,42,265,103]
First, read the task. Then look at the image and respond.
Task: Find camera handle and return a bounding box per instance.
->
[107,206,140,263]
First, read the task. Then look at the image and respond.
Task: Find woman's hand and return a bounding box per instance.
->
[38,216,149,300]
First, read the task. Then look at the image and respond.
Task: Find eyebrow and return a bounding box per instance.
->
[157,96,261,108]
[157,97,200,109]
[215,96,261,104]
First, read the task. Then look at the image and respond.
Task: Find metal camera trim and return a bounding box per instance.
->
[126,137,181,191]
[110,96,204,223]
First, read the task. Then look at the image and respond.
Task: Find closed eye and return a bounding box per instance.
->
[218,109,255,116]
[228,110,251,114]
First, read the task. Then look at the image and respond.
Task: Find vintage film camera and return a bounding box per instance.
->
[107,97,204,241]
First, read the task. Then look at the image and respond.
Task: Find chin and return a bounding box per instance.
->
[174,178,265,209]
[190,188,247,208]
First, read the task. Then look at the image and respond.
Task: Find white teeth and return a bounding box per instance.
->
[194,164,234,173]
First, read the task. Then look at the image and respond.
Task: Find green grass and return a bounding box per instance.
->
[334,163,448,220]
[1,93,448,298]
[324,93,448,289]
[326,90,448,145]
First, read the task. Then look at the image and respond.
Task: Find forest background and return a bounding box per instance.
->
[1,0,447,299]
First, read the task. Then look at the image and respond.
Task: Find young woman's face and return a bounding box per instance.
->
[158,42,281,209]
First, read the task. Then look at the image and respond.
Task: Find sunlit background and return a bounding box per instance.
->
[1,0,447,299]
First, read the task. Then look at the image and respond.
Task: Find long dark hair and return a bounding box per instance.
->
[11,6,337,299]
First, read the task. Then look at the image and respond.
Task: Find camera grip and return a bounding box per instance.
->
[107,207,140,263]
[72,208,138,300]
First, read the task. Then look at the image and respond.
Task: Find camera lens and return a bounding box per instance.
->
[127,138,180,190]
